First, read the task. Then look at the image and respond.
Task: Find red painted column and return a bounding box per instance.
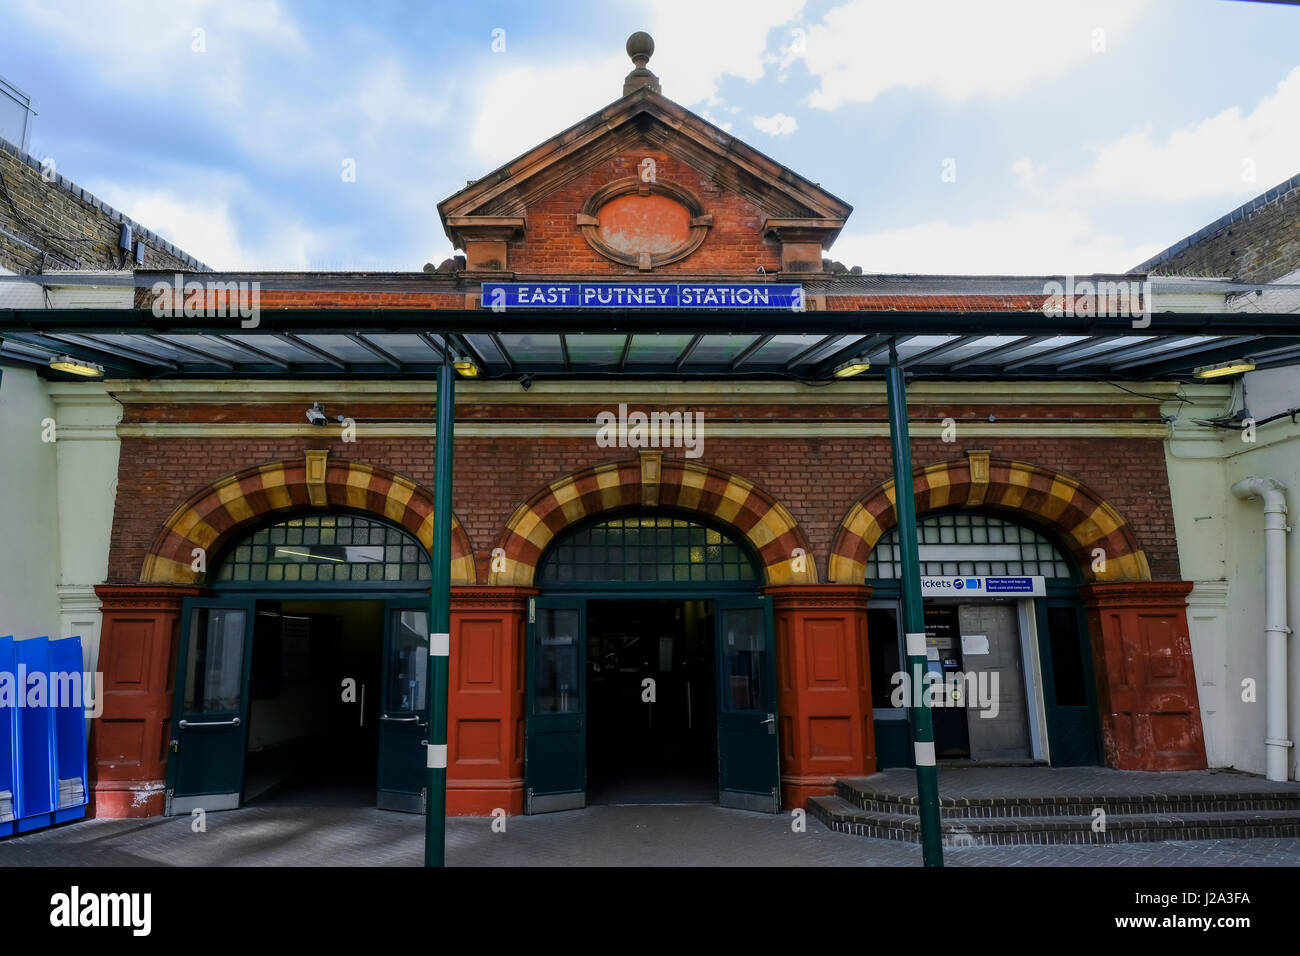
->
[1080,581,1208,771]
[91,585,206,817]
[446,586,536,815]
[765,585,875,809]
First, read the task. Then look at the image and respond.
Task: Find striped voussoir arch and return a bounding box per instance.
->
[826,456,1150,584]
[490,458,816,586]
[141,457,476,585]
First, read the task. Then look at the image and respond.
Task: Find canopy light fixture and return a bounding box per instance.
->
[453,353,480,377]
[1194,358,1256,379]
[48,355,104,378]
[833,356,870,378]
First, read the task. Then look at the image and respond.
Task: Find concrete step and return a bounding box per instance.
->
[809,794,1300,845]
[834,777,1300,819]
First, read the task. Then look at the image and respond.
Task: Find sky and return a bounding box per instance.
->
[2,0,1297,275]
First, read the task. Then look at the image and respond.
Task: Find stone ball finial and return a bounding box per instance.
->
[623,32,660,95]
[626,31,654,67]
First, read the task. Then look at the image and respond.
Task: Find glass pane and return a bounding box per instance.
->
[1047,606,1088,706]
[535,608,580,714]
[214,512,429,583]
[721,607,765,711]
[386,610,428,712]
[183,607,247,712]
[868,607,902,710]
[537,514,757,584]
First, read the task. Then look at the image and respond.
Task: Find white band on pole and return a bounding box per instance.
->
[914,740,936,767]
[427,744,447,769]
[906,631,927,658]
[430,633,450,657]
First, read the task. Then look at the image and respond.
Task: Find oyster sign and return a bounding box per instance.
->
[481,282,803,310]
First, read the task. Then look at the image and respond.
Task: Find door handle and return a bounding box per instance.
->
[761,714,776,734]
[179,717,240,728]
[381,714,420,723]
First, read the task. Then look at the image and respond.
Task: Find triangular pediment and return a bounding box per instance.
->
[438,86,851,264]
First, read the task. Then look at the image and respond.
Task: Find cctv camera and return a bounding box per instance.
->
[306,402,328,426]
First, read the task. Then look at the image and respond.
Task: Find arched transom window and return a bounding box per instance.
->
[214,512,430,584]
[865,512,1073,580]
[538,514,759,586]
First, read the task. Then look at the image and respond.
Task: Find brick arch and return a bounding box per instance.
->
[141,458,476,585]
[826,454,1150,584]
[490,457,817,586]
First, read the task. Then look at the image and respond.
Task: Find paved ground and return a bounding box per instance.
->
[3,802,1300,866]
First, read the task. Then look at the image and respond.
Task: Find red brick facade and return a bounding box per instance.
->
[86,78,1207,818]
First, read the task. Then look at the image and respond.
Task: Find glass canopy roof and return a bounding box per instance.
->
[2,309,1298,381]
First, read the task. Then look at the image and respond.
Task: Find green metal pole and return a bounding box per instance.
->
[425,356,455,866]
[885,340,944,867]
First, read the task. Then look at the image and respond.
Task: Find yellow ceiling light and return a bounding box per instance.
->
[453,353,480,377]
[1194,359,1256,379]
[833,356,871,378]
[48,355,105,377]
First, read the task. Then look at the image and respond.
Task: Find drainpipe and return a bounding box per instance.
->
[1231,476,1292,781]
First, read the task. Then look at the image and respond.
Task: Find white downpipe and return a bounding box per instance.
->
[1231,476,1292,781]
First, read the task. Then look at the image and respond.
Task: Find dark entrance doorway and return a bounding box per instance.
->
[242,600,383,807]
[165,511,435,815]
[525,512,781,813]
[586,599,717,805]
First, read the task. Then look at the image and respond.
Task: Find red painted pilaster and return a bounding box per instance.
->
[1080,581,1208,771]
[765,584,875,809]
[91,585,206,818]
[447,586,536,815]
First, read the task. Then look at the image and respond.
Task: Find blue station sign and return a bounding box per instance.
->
[480,282,803,310]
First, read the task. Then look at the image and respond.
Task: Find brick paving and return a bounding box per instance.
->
[2,803,1299,866]
[857,766,1300,800]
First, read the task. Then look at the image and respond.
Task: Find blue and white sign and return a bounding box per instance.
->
[480,282,803,310]
[919,576,1045,597]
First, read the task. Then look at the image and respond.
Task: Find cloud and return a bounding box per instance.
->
[752,113,798,136]
[830,207,1161,275]
[642,0,806,105]
[1066,65,1300,202]
[468,0,806,165]
[8,0,304,107]
[87,179,343,271]
[469,53,627,167]
[1011,157,1038,189]
[786,0,1147,109]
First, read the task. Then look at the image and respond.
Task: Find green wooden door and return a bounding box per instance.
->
[377,601,430,812]
[166,598,256,814]
[714,595,780,812]
[525,596,586,813]
[1035,600,1102,766]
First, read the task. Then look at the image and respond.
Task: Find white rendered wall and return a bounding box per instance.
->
[0,364,62,641]
[1166,366,1300,780]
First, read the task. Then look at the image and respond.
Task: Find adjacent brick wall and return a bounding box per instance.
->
[0,137,204,274]
[1134,173,1300,283]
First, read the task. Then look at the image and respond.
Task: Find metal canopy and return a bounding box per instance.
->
[2,308,1297,381]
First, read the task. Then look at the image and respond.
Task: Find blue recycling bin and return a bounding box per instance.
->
[0,635,90,837]
[0,636,14,837]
